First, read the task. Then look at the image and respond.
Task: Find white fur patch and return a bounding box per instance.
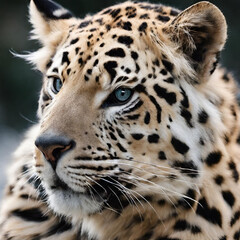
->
[53,8,69,18]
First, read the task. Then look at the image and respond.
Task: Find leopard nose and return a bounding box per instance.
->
[35,134,75,170]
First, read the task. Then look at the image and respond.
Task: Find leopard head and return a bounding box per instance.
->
[27,0,227,219]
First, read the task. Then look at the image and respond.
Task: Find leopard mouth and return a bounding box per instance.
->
[44,177,104,217]
[47,175,126,214]
[50,177,70,191]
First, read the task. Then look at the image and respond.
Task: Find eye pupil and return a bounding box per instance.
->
[52,78,62,93]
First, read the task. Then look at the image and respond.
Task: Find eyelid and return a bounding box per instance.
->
[113,84,134,91]
[47,75,61,80]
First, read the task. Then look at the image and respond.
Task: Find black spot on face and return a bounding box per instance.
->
[205,151,222,167]
[228,160,239,182]
[128,13,136,18]
[196,197,222,227]
[122,21,132,31]
[109,132,117,141]
[171,137,189,154]
[75,47,80,54]
[62,51,70,65]
[180,87,189,108]
[131,133,144,140]
[105,24,111,31]
[138,22,148,32]
[116,143,127,152]
[231,211,240,227]
[160,69,167,75]
[174,219,188,231]
[173,160,199,178]
[52,67,58,73]
[78,58,83,65]
[191,225,201,234]
[198,110,209,124]
[131,51,138,60]
[127,114,140,120]
[140,14,149,19]
[149,95,162,123]
[93,59,99,67]
[153,84,176,105]
[116,128,125,139]
[163,77,174,84]
[105,48,126,58]
[70,38,79,45]
[158,151,166,160]
[148,134,160,143]
[87,69,92,75]
[110,8,121,18]
[162,59,174,72]
[125,68,131,74]
[181,108,193,128]
[222,190,235,207]
[104,61,118,82]
[214,175,224,185]
[178,188,196,209]
[67,68,71,75]
[157,15,170,22]
[118,36,134,46]
[144,111,150,124]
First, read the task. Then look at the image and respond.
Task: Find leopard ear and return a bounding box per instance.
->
[29,0,74,45]
[164,1,227,83]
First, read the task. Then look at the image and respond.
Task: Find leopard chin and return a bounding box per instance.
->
[46,183,104,219]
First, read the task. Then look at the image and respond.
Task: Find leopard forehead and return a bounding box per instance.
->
[45,1,180,85]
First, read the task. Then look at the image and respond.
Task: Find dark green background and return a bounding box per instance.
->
[0,0,239,131]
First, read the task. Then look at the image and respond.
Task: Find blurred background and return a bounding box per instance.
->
[0,0,239,197]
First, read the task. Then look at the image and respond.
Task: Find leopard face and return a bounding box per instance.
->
[28,0,227,220]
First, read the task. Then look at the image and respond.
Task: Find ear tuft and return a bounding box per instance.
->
[32,0,73,20]
[27,0,76,70]
[29,0,75,45]
[164,1,227,83]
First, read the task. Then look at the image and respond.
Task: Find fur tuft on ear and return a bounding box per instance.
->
[163,1,227,83]
[32,0,73,20]
[24,0,77,70]
[29,0,74,45]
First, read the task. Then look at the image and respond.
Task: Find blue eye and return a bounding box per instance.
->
[52,78,63,93]
[101,87,133,108]
[114,88,133,102]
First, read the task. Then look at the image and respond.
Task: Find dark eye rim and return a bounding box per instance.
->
[101,87,134,108]
[51,77,63,94]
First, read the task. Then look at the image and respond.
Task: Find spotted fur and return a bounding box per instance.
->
[1,0,240,239]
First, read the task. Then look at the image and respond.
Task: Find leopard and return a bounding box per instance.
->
[0,0,240,239]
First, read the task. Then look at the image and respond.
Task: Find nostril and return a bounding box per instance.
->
[52,147,65,161]
[35,134,75,170]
